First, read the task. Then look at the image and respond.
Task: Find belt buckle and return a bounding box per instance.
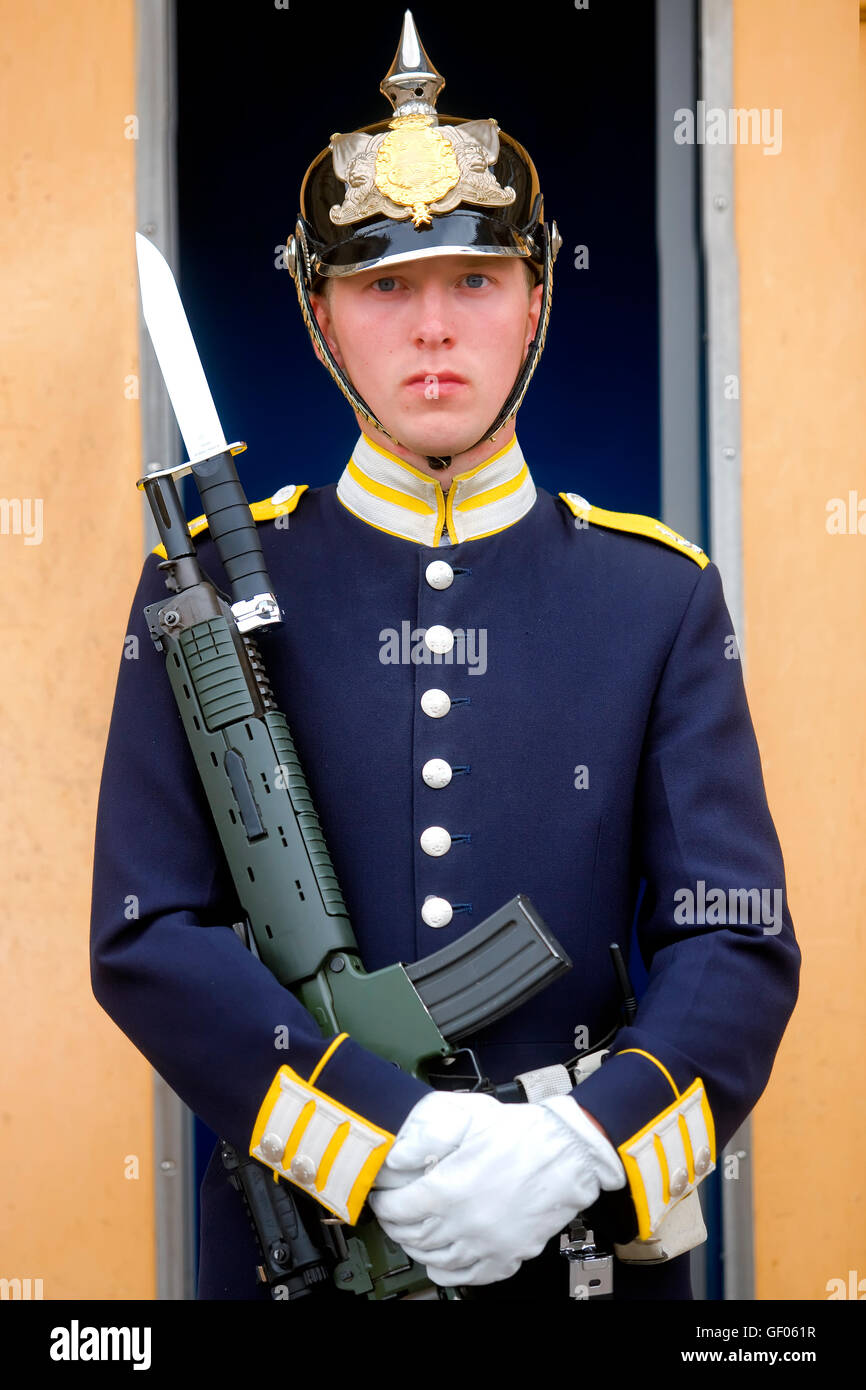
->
[560,1221,614,1299]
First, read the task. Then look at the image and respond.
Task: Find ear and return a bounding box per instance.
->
[309,291,345,370]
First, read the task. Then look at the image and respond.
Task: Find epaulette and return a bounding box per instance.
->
[558,491,709,569]
[151,484,308,558]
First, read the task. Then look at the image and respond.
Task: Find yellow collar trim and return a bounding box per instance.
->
[345,458,436,516]
[337,432,537,546]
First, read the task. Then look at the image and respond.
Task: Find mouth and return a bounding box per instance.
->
[403,371,469,395]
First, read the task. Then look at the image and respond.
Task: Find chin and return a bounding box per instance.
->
[390,410,487,462]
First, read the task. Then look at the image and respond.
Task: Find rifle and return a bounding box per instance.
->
[138,448,575,1299]
[134,235,573,1299]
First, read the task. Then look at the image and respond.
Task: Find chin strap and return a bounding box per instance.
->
[286,216,559,470]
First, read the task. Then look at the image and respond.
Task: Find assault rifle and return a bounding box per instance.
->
[139,446,572,1299]
[134,234,573,1300]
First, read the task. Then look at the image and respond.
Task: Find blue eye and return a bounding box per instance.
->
[463,273,488,288]
[373,277,399,292]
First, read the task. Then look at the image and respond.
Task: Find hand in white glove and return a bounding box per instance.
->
[371,1090,481,1190]
[368,1090,625,1286]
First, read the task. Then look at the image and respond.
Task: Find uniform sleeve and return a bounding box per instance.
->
[573,558,800,1241]
[90,551,430,1223]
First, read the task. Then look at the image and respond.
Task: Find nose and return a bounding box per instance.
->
[411,283,455,350]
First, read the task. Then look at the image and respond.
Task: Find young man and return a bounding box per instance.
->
[90,13,799,1301]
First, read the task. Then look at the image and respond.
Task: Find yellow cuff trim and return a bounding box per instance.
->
[616,1047,680,1100]
[558,493,709,568]
[652,1132,670,1204]
[281,1099,315,1168]
[308,1031,349,1086]
[678,1112,696,1183]
[250,1059,395,1226]
[151,484,308,558]
[618,1078,716,1240]
[316,1121,351,1193]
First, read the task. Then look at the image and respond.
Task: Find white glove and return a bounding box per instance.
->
[368,1090,626,1286]
[372,1090,482,1190]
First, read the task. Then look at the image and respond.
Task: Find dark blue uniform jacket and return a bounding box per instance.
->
[90,458,800,1300]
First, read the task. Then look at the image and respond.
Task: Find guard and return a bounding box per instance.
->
[90,11,800,1300]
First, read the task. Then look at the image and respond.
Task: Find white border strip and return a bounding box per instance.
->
[700,0,753,1302]
[136,0,196,1301]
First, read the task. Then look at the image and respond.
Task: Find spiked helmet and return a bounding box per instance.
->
[285,10,561,465]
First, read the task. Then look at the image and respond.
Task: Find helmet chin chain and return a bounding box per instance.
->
[288,216,555,476]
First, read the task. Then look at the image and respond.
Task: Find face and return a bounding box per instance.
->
[309,255,543,466]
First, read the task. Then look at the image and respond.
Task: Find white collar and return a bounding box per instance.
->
[336,431,537,546]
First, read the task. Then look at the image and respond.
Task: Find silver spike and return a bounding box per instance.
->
[380,9,445,117]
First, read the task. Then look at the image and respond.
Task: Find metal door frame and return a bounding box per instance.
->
[657,0,752,1301]
[135,0,195,1301]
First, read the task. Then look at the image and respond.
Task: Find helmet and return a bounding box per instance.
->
[285,10,562,467]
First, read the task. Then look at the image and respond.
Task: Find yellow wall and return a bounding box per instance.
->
[1,0,862,1304]
[734,0,866,1298]
[0,0,154,1297]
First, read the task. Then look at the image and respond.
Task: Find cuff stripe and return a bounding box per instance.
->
[678,1112,696,1183]
[282,1099,316,1168]
[652,1133,670,1204]
[308,1031,350,1085]
[616,1047,679,1098]
[316,1121,351,1193]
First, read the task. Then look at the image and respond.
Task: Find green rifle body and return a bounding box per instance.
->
[150,587,450,1068]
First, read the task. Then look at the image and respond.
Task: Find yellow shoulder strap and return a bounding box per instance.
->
[558,491,709,568]
[151,484,309,558]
